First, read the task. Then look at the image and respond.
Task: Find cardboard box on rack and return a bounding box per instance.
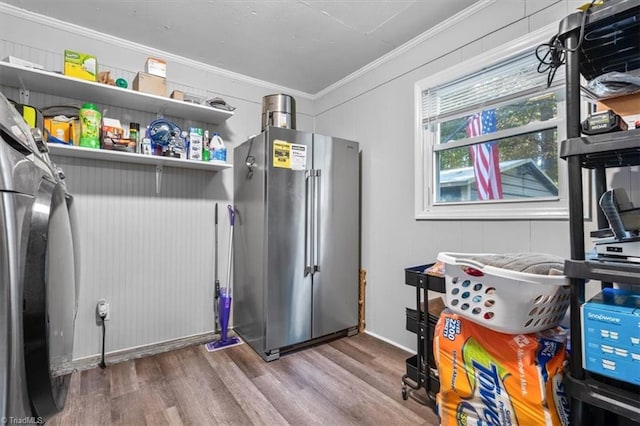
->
[597,92,640,129]
[581,287,640,385]
[597,92,640,116]
[132,72,167,97]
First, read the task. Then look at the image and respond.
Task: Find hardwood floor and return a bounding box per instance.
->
[49,333,438,425]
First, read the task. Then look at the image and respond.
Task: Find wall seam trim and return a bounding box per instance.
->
[313,0,497,99]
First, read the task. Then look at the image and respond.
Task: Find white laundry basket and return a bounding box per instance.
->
[437,252,571,334]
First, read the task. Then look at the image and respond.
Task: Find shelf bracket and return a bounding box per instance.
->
[155,165,163,194]
[19,88,30,104]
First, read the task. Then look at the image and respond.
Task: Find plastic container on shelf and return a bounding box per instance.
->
[210,132,226,163]
[78,103,101,149]
[437,252,571,334]
[129,122,139,151]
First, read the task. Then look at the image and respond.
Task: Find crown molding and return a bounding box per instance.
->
[314,0,497,99]
[2,0,496,100]
[0,2,314,100]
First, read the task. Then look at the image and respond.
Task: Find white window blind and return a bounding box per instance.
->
[422,53,562,122]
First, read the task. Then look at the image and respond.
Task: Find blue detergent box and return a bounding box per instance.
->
[581,288,640,385]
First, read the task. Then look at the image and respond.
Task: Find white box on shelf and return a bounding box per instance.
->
[145,57,166,78]
[3,56,44,70]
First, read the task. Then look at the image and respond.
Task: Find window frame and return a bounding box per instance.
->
[414,24,581,220]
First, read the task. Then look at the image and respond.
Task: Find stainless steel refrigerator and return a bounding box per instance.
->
[233,126,360,361]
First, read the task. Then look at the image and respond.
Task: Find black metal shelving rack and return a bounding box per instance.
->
[401,264,445,407]
[558,1,640,424]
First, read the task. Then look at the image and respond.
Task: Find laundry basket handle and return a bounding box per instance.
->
[454,258,485,270]
[437,253,488,270]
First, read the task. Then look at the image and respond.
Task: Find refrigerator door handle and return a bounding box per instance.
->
[304,170,313,276]
[313,169,321,272]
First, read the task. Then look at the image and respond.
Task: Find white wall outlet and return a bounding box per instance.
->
[97,299,110,321]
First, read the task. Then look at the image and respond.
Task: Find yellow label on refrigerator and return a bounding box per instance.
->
[273,140,291,168]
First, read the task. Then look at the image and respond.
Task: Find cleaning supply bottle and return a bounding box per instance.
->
[129,122,140,152]
[79,103,101,149]
[202,130,210,162]
[210,132,226,163]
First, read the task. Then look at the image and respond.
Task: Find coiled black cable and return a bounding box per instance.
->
[535,0,597,87]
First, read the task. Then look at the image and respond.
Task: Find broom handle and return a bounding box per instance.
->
[226,205,235,294]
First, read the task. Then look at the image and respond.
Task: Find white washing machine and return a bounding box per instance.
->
[0,91,78,423]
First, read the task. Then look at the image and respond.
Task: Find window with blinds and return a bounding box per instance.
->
[414,30,572,220]
[421,53,559,123]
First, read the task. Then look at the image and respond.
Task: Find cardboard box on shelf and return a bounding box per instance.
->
[101,117,135,151]
[170,90,185,101]
[188,127,204,161]
[145,57,167,78]
[101,117,123,144]
[63,50,98,82]
[132,72,167,97]
[44,117,79,145]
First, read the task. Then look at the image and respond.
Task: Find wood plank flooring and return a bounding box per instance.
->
[49,333,438,425]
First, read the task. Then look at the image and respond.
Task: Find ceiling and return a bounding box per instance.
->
[3,0,479,94]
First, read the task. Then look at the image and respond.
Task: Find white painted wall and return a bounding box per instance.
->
[0,5,316,360]
[312,0,596,351]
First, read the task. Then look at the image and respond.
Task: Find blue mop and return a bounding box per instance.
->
[206,205,242,352]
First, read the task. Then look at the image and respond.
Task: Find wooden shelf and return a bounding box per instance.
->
[47,144,232,172]
[0,62,234,125]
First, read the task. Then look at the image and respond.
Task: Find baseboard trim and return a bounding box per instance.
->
[58,329,413,374]
[56,330,235,375]
[364,329,415,355]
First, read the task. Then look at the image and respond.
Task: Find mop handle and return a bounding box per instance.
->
[215,203,219,285]
[227,204,235,226]
[226,205,234,294]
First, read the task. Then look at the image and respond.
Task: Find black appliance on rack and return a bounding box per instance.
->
[557,0,640,424]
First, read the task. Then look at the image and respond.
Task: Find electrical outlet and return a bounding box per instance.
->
[97,299,110,321]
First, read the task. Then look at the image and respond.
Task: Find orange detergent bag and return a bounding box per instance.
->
[434,311,570,426]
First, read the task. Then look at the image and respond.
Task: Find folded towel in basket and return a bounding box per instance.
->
[468,253,564,275]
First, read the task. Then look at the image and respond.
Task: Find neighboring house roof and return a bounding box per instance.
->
[439,158,558,193]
